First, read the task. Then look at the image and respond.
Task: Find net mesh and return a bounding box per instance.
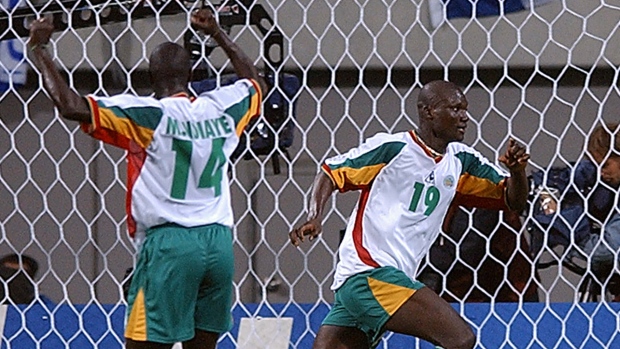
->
[1,0,620,348]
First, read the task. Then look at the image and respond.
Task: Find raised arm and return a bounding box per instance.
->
[190,8,268,94]
[499,138,530,212]
[289,171,336,247]
[28,18,91,123]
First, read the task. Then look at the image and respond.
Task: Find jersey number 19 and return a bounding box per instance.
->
[408,181,440,216]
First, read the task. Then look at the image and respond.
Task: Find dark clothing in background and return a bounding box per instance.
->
[0,265,35,304]
[419,207,538,302]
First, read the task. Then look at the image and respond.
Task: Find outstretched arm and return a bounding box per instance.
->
[28,18,91,123]
[190,9,268,94]
[289,171,336,247]
[499,138,530,212]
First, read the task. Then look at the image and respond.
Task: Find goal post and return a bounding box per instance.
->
[1,0,620,348]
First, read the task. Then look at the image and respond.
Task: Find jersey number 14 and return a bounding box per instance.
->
[170,138,226,199]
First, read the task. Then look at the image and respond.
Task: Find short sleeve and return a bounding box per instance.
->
[323,133,405,192]
[81,94,163,150]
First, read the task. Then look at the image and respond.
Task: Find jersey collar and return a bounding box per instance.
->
[409,130,444,162]
[170,92,195,102]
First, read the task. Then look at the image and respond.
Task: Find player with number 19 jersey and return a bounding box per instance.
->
[80,79,261,238]
[323,130,511,290]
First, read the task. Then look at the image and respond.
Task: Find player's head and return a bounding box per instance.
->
[417,80,469,144]
[588,122,620,187]
[0,254,38,304]
[148,42,192,97]
[0,253,38,278]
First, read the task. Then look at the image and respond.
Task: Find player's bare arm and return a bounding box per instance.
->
[499,138,530,212]
[191,8,268,94]
[28,18,91,123]
[289,171,336,247]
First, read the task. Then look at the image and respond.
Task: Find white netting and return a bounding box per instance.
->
[1,0,620,348]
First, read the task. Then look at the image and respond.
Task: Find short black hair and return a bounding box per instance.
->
[149,42,192,88]
[588,122,620,163]
[0,254,39,278]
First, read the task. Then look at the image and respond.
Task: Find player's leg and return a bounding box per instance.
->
[182,330,219,349]
[126,339,173,349]
[125,224,209,346]
[315,267,417,349]
[312,325,369,349]
[189,224,235,349]
[384,286,475,349]
[311,277,374,349]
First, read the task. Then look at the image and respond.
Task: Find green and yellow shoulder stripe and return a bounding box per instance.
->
[322,133,406,192]
[82,95,163,150]
[454,145,509,210]
[215,79,262,137]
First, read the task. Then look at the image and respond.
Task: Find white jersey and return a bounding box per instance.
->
[323,131,510,290]
[82,79,262,238]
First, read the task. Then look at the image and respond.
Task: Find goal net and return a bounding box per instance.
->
[1,0,619,348]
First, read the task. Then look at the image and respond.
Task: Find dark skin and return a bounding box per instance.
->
[290,81,530,349]
[417,81,529,212]
[28,9,266,123]
[29,9,266,349]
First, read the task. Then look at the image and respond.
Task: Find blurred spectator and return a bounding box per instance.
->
[527,122,620,301]
[0,253,53,305]
[418,206,539,302]
[581,123,620,269]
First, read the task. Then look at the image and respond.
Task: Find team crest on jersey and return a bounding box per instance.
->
[424,171,435,185]
[443,175,455,188]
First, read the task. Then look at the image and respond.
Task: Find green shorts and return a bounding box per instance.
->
[322,266,425,348]
[125,223,234,343]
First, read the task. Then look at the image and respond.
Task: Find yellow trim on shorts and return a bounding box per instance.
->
[125,288,148,341]
[368,277,416,316]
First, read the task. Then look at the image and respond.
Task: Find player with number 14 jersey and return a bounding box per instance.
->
[82,80,261,239]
